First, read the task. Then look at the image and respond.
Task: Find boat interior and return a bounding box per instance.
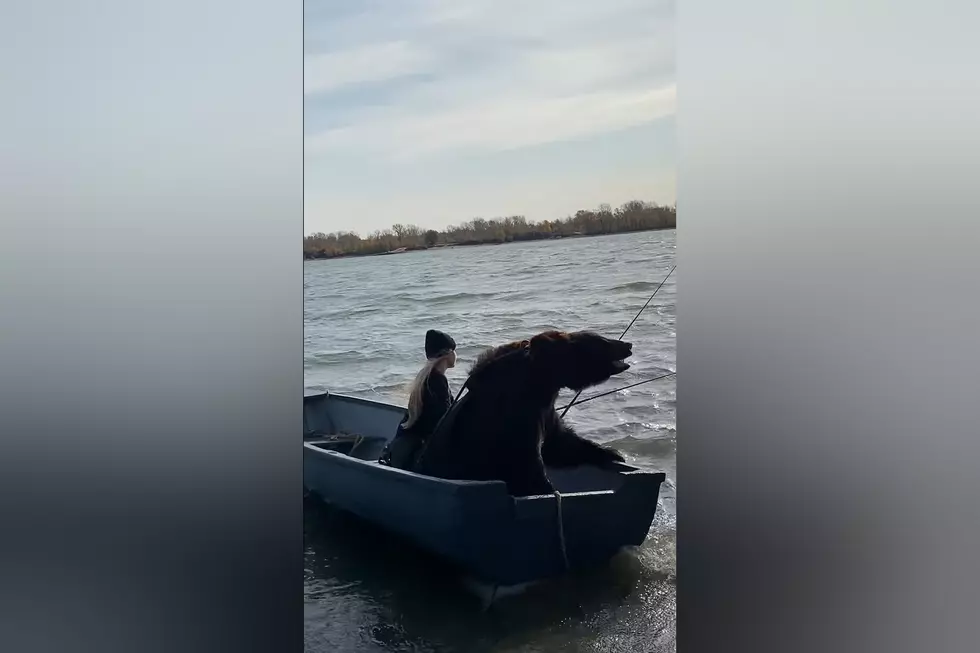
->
[303,392,630,495]
[305,433,390,461]
[304,391,399,461]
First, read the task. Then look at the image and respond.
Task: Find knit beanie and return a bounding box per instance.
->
[425,329,456,359]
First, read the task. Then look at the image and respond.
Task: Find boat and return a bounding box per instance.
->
[303,391,667,588]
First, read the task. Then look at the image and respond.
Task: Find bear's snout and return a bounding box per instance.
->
[606,340,633,375]
[613,340,633,360]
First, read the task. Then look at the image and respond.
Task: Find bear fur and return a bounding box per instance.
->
[412,330,632,497]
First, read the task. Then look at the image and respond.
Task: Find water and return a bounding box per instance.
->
[304,230,677,652]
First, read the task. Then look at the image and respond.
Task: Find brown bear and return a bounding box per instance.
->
[412,330,632,497]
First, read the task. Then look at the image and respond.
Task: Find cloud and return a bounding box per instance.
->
[303,40,434,96]
[307,84,675,159]
[304,0,675,161]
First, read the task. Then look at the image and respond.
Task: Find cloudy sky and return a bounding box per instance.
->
[304,0,675,235]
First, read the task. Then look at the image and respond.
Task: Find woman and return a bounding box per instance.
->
[380,329,457,470]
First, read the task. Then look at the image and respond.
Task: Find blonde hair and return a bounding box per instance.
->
[403,354,450,429]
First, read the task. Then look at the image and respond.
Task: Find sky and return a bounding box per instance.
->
[304,0,675,236]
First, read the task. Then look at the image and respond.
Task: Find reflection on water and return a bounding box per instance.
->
[304,500,675,653]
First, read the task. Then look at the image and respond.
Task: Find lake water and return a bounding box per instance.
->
[304,230,677,652]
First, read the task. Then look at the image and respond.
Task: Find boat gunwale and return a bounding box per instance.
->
[304,442,666,503]
[303,442,510,493]
[303,391,404,413]
[303,390,667,500]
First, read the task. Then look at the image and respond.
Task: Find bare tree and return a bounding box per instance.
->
[303,200,676,259]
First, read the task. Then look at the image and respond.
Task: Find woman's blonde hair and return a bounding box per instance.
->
[403,353,450,429]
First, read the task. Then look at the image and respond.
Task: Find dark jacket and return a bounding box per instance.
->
[402,371,452,438]
[380,371,453,469]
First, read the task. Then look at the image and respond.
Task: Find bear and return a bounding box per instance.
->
[412,330,632,497]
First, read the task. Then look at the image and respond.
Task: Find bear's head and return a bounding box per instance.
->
[527,330,633,392]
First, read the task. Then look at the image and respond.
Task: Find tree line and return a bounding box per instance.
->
[303,200,676,260]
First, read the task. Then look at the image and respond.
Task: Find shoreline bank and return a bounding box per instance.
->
[304,225,675,262]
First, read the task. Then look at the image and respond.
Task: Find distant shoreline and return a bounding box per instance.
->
[303,225,675,261]
[304,200,676,261]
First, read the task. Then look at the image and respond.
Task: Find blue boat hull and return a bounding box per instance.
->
[303,391,666,587]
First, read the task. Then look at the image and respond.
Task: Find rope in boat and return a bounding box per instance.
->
[548,269,674,571]
[480,492,568,612]
[559,265,675,419]
[350,434,365,454]
[483,584,499,612]
[428,272,669,589]
[553,489,569,570]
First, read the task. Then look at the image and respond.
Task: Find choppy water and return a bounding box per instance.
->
[304,230,677,653]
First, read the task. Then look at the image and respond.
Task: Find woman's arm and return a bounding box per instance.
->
[427,372,453,413]
[417,372,453,435]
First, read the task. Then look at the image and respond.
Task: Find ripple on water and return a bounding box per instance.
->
[307,350,382,367]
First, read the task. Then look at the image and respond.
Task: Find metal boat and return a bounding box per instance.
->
[303,391,666,587]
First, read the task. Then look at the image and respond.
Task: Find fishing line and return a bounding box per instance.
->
[556,371,676,413]
[559,265,675,418]
[440,265,674,439]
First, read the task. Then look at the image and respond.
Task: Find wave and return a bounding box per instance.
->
[396,290,504,306]
[304,233,676,453]
[610,280,661,293]
[305,350,381,367]
[303,386,408,406]
[605,432,677,458]
[345,381,411,398]
[305,305,380,322]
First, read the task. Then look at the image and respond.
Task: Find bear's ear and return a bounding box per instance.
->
[527,331,569,366]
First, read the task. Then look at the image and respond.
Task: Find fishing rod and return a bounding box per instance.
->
[451,264,675,409]
[556,371,676,413]
[558,264,675,418]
